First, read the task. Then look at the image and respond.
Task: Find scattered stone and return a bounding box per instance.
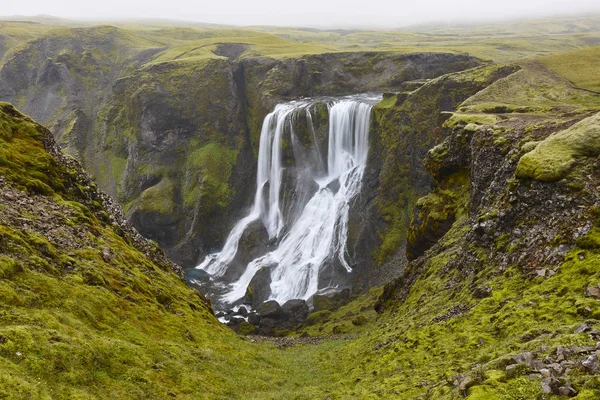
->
[582,354,598,374]
[506,363,529,378]
[558,386,577,397]
[556,346,571,362]
[585,286,600,298]
[457,376,472,391]
[548,363,564,376]
[541,377,560,394]
[473,286,492,299]
[575,322,591,334]
[511,352,535,366]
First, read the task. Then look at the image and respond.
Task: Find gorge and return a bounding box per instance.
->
[0,15,599,399]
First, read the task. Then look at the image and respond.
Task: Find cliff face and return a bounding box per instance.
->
[350,60,600,398]
[0,26,483,275]
[351,64,519,291]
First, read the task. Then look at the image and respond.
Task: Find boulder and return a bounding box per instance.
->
[236,306,248,317]
[311,288,352,312]
[282,299,309,324]
[258,300,285,319]
[247,313,260,326]
[226,221,271,281]
[226,316,245,327]
[235,321,256,335]
[244,267,273,308]
[312,294,334,312]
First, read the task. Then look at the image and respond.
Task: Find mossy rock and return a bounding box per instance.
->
[304,310,332,326]
[312,294,335,312]
[236,321,256,335]
[516,112,600,181]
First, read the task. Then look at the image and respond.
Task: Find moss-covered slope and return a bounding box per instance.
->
[0,103,342,399]
[326,52,600,399]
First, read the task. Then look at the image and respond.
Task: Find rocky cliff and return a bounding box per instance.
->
[0,25,482,278]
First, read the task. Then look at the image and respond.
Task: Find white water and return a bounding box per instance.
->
[196,96,375,305]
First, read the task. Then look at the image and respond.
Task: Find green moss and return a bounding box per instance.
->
[304,310,333,326]
[516,112,600,181]
[184,142,238,211]
[443,113,499,130]
[236,321,256,335]
[576,226,600,250]
[138,178,177,215]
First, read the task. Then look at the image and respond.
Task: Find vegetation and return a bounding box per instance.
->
[516,113,600,181]
[1,15,600,400]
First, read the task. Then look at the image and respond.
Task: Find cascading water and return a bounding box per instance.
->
[196,95,378,306]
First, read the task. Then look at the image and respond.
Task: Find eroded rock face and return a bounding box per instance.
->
[0,29,488,298]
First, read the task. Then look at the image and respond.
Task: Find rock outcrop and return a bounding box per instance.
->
[0,27,483,278]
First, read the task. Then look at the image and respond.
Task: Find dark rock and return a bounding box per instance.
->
[185,268,211,283]
[258,300,285,319]
[326,178,340,194]
[257,317,277,335]
[226,221,271,281]
[282,299,308,314]
[247,313,260,326]
[282,299,309,323]
[312,289,352,312]
[226,316,245,327]
[244,267,273,309]
[236,306,248,317]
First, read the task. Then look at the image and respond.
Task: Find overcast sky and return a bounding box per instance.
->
[4,0,600,28]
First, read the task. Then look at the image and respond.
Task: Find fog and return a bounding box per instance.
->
[3,0,600,29]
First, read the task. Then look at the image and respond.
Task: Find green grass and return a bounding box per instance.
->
[541,45,600,92]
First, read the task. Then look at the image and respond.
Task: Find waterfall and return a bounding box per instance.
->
[196,95,377,306]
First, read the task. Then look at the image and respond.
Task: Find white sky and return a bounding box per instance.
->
[3,0,600,28]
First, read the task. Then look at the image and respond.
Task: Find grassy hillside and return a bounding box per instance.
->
[0,103,347,399]
[2,14,600,64]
